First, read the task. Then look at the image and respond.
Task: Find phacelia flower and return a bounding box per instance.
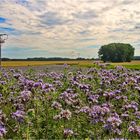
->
[20,90,31,102]
[12,110,26,122]
[0,125,7,138]
[60,109,72,120]
[51,101,62,110]
[64,128,74,138]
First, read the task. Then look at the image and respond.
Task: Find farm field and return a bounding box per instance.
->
[0,62,140,139]
[2,60,140,70]
[2,60,92,67]
[1,0,140,139]
[110,61,140,70]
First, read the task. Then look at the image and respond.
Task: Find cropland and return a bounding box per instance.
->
[0,62,140,139]
[2,60,140,70]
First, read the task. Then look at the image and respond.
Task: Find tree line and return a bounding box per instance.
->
[1,57,95,61]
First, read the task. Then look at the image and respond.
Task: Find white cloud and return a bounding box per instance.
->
[0,0,140,58]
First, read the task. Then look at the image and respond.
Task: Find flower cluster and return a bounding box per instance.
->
[1,64,140,139]
[59,89,79,106]
[51,101,62,110]
[64,128,74,138]
[12,110,26,122]
[53,109,72,120]
[128,122,140,136]
[104,113,122,135]
[0,111,7,137]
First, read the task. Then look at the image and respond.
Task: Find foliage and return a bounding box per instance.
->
[98,43,135,62]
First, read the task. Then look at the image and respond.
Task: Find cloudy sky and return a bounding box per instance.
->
[0,0,140,58]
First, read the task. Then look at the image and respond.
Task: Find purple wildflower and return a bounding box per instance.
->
[0,125,7,138]
[51,101,62,110]
[20,90,31,102]
[60,109,72,120]
[128,126,135,132]
[128,124,140,136]
[64,128,74,138]
[107,116,122,127]
[88,94,99,103]
[13,73,21,79]
[54,109,72,120]
[33,82,42,88]
[12,110,26,122]
[135,111,140,119]
[79,106,90,114]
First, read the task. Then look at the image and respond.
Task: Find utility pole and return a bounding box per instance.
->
[0,34,8,68]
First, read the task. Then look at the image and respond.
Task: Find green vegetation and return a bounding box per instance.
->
[98,43,135,62]
[1,63,140,139]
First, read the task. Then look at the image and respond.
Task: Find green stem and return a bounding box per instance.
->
[35,99,39,139]
[26,122,29,140]
[45,99,48,139]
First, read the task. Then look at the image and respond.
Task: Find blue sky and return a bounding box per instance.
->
[0,0,140,58]
[0,17,6,23]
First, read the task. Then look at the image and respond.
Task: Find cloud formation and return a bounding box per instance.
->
[0,0,140,58]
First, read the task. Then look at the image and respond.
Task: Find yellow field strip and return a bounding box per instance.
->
[1,60,140,67]
[110,61,140,66]
[2,60,93,67]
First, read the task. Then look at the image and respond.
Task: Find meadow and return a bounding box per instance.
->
[0,62,140,139]
[2,60,140,70]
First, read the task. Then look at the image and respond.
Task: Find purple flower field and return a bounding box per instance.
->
[0,63,140,139]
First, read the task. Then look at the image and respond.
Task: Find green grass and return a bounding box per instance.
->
[123,65,140,70]
[78,61,140,70]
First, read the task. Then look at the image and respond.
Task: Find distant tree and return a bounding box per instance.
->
[133,56,140,60]
[2,58,10,61]
[76,57,85,60]
[98,43,135,62]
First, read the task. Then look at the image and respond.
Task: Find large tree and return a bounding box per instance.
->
[98,43,135,62]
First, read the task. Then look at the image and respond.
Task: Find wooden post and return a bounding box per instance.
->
[0,34,8,68]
